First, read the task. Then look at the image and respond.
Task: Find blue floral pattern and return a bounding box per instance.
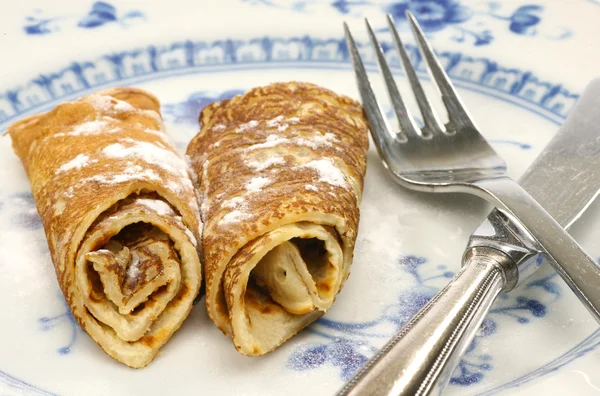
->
[244,0,571,46]
[0,370,57,395]
[0,36,579,128]
[383,0,473,32]
[162,90,245,124]
[38,295,80,356]
[24,2,145,35]
[287,255,562,385]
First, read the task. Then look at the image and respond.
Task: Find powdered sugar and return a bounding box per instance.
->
[183,227,197,247]
[212,123,226,131]
[236,120,259,133]
[246,133,336,151]
[57,154,93,173]
[83,94,162,125]
[220,210,252,225]
[302,159,347,188]
[246,135,289,151]
[266,115,290,132]
[86,95,135,114]
[144,128,167,139]
[222,196,246,209]
[114,100,136,113]
[246,176,272,192]
[140,109,162,123]
[127,251,142,280]
[62,120,110,137]
[83,166,162,185]
[166,179,184,193]
[136,198,174,216]
[266,116,284,127]
[246,157,285,171]
[295,135,333,150]
[323,132,338,141]
[305,185,319,192]
[102,141,190,181]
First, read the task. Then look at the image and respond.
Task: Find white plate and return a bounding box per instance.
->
[1,1,600,395]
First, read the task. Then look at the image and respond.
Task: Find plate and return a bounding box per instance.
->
[1,1,600,395]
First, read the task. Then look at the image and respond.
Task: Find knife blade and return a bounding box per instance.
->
[469,77,600,287]
[338,78,600,396]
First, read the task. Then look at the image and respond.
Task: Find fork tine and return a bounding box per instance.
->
[343,22,399,155]
[387,14,444,136]
[364,18,420,139]
[405,11,477,131]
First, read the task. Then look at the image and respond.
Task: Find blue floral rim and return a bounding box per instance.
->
[0,35,579,129]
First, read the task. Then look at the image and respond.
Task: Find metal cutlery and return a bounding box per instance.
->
[340,11,600,396]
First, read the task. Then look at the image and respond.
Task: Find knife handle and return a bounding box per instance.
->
[336,247,512,396]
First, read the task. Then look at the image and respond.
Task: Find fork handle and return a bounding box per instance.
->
[475,177,600,322]
[336,246,511,396]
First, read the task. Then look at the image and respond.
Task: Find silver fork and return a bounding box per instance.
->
[339,11,600,396]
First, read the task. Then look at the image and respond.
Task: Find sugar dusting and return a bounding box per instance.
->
[183,227,198,246]
[127,250,141,280]
[322,132,337,141]
[222,196,246,209]
[54,120,111,137]
[236,120,259,133]
[246,133,336,151]
[305,185,318,192]
[266,116,284,127]
[144,128,168,139]
[295,136,333,150]
[266,115,290,132]
[220,210,252,224]
[137,198,175,216]
[83,165,162,185]
[218,195,252,227]
[54,120,164,141]
[102,141,191,183]
[246,135,289,151]
[246,176,272,192]
[169,179,190,195]
[247,157,285,171]
[302,159,347,188]
[57,154,93,173]
[86,95,136,114]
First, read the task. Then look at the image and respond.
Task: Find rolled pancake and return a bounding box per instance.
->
[7,87,202,368]
[187,81,368,355]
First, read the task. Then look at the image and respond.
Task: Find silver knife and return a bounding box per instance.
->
[338,78,600,396]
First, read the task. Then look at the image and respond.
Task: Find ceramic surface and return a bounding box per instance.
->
[1,1,600,395]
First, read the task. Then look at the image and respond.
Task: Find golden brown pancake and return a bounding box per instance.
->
[7,87,202,368]
[187,81,368,355]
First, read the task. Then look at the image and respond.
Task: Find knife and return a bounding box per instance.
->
[337,78,600,396]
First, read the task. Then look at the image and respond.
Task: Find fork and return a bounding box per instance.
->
[339,11,600,396]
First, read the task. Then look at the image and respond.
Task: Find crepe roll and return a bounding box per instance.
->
[187,81,368,355]
[7,87,202,368]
